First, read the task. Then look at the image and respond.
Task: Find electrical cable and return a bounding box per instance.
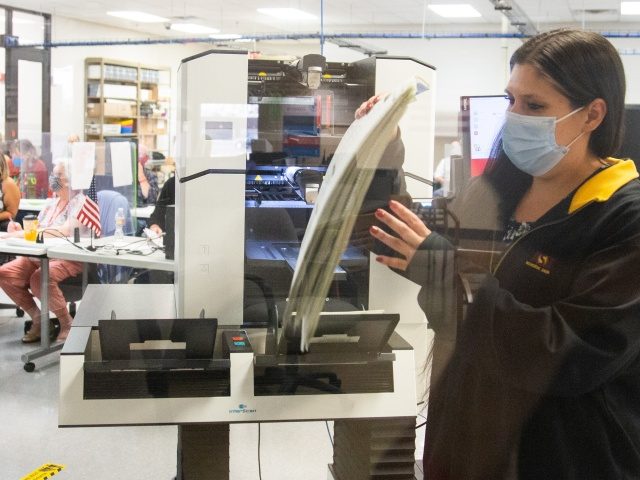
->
[325,421,334,447]
[257,423,263,480]
[37,229,163,256]
[416,404,428,429]
[36,228,85,250]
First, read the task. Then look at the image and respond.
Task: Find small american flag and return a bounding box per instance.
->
[76,176,101,236]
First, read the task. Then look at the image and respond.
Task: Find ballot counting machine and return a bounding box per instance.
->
[59,297,416,425]
[59,50,436,478]
[59,284,418,478]
[171,50,436,396]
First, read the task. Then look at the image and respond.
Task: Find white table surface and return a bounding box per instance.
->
[132,205,155,219]
[0,236,63,361]
[0,237,49,256]
[46,235,174,271]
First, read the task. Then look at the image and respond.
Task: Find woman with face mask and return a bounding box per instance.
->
[0,159,85,343]
[368,30,640,478]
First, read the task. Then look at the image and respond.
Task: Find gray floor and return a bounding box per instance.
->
[0,293,425,480]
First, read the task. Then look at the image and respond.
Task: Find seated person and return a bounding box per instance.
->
[147,175,175,235]
[137,144,160,206]
[0,159,87,343]
[137,175,174,284]
[12,139,48,199]
[0,153,20,231]
[0,141,19,180]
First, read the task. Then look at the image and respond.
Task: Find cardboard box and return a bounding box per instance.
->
[102,83,137,99]
[102,124,122,135]
[85,123,100,135]
[86,103,101,117]
[87,102,136,118]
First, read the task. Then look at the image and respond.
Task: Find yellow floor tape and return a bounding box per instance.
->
[20,463,65,480]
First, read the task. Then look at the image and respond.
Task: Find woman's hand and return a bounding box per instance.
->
[355,94,387,119]
[7,220,22,233]
[369,199,431,271]
[355,93,399,138]
[149,224,163,235]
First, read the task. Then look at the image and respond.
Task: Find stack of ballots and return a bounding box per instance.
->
[281,76,429,353]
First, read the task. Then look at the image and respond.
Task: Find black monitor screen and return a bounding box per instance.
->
[616,105,640,168]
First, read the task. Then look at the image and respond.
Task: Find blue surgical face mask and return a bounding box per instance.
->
[12,156,22,168]
[502,107,584,176]
[49,174,64,192]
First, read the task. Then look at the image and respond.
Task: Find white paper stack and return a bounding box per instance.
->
[281,76,429,353]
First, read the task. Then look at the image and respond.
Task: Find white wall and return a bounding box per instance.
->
[257,35,640,159]
[257,37,518,160]
[50,16,210,151]
[46,16,640,160]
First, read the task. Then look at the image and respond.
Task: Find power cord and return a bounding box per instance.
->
[37,229,86,250]
[38,229,166,257]
[257,423,263,480]
[415,400,428,429]
[325,421,334,447]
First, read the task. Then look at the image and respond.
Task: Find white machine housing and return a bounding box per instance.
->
[174,51,436,401]
[175,50,249,324]
[59,324,417,426]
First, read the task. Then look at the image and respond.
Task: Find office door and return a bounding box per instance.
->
[4,8,51,161]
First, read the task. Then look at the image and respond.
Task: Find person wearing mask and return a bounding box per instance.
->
[0,153,20,231]
[0,159,86,343]
[367,29,640,478]
[137,144,160,206]
[12,139,48,199]
[147,174,175,236]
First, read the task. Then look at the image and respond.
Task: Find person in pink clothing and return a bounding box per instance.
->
[0,159,86,343]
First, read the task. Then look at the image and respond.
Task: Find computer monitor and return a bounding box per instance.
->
[460,95,509,178]
[616,105,640,168]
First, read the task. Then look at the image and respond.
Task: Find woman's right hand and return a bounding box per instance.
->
[7,220,22,233]
[369,200,431,271]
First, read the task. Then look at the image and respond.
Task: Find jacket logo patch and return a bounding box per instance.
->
[525,252,553,275]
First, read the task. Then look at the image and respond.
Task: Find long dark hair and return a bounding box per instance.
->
[483,29,626,224]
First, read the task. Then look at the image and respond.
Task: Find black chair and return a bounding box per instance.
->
[95,190,135,284]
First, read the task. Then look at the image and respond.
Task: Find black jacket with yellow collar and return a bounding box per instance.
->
[414,159,640,479]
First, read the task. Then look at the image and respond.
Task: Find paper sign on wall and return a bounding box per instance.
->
[70,142,96,190]
[110,142,133,187]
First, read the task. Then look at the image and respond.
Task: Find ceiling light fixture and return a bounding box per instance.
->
[256,8,317,20]
[427,4,482,18]
[621,2,640,15]
[170,23,220,34]
[107,11,170,23]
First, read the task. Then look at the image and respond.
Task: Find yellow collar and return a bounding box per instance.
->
[569,158,639,213]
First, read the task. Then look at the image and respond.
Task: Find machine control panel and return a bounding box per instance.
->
[221,330,253,358]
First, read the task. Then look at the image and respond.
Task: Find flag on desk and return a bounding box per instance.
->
[76,176,101,236]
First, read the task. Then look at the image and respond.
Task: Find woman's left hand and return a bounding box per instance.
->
[369,199,431,271]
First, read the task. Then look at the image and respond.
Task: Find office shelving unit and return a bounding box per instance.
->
[84,58,171,157]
